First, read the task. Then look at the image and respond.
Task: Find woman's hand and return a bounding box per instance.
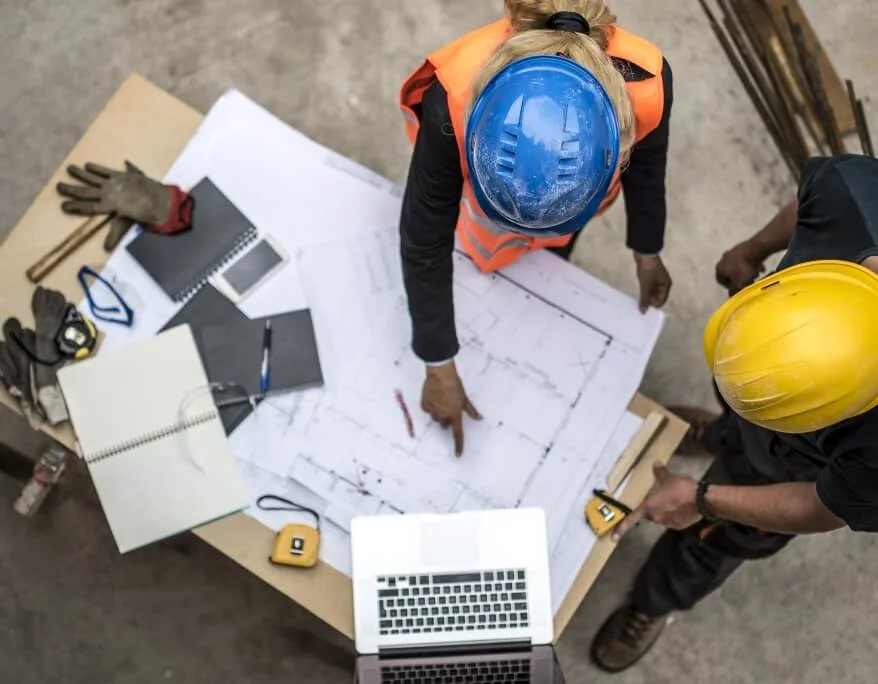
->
[421,361,482,457]
[715,240,765,295]
[634,253,672,313]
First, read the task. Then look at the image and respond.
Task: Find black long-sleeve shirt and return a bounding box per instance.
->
[401,59,674,362]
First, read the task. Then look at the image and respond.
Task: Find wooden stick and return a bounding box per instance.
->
[784,6,844,155]
[607,412,667,493]
[699,0,799,178]
[856,99,874,157]
[26,214,114,284]
[847,80,875,157]
[719,4,806,169]
[733,1,810,164]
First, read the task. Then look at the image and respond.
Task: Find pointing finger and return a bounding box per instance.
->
[452,415,465,457]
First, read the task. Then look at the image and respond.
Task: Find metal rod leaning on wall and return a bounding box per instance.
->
[698,0,800,177]
[758,0,827,154]
[783,5,844,155]
[728,0,810,165]
[718,0,807,170]
[846,80,875,157]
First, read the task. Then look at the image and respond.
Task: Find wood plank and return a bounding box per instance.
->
[744,0,855,135]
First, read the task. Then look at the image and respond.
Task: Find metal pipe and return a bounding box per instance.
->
[719,2,807,168]
[847,80,875,157]
[699,0,800,177]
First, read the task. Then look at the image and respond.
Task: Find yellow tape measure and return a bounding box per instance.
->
[256,495,321,569]
[585,489,633,538]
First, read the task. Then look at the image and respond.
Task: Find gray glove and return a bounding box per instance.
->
[0,320,45,430]
[57,160,170,225]
[31,287,70,425]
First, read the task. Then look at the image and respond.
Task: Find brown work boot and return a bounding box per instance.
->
[590,604,667,673]
[670,405,721,456]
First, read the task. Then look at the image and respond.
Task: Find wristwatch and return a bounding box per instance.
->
[696,478,719,522]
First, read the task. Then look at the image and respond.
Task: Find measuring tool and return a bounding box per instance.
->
[256,495,321,569]
[586,489,634,538]
[585,412,666,538]
[55,306,98,360]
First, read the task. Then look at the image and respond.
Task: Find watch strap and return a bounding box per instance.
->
[696,478,719,522]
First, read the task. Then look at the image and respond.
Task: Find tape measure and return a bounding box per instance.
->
[257,495,321,569]
[585,489,632,538]
[55,306,97,360]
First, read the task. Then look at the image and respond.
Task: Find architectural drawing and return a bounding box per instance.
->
[230,227,663,608]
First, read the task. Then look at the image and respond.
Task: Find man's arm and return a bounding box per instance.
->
[399,81,463,363]
[743,199,798,262]
[715,198,797,293]
[705,481,845,534]
[613,464,845,540]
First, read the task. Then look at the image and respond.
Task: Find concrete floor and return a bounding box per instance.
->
[2,0,878,682]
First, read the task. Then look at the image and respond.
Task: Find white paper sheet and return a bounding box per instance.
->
[250,226,663,612]
[84,89,665,612]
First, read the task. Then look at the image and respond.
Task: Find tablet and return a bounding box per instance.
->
[212,235,288,303]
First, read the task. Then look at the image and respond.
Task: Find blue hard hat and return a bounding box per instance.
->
[465,55,621,237]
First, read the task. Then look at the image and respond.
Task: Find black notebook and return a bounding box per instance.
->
[199,311,324,399]
[159,285,253,435]
[127,178,257,302]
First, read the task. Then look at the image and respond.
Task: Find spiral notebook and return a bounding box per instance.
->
[57,325,248,554]
[127,178,257,302]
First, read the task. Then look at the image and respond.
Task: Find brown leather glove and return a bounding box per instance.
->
[56,162,193,245]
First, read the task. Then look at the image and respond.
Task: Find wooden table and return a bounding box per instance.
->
[0,74,687,640]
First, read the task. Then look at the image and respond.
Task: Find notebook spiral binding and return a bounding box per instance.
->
[173,224,258,303]
[84,410,220,464]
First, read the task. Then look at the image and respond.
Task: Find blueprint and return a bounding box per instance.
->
[231,226,663,610]
[87,88,665,611]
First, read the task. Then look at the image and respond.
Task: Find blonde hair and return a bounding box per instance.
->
[469,1,635,156]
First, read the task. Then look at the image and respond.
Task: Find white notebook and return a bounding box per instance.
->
[57,325,248,553]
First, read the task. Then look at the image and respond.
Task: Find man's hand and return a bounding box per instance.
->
[633,254,672,313]
[612,463,700,540]
[715,240,765,295]
[421,361,482,457]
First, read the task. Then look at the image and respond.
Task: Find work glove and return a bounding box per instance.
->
[30,287,70,425]
[56,162,194,249]
[0,319,45,430]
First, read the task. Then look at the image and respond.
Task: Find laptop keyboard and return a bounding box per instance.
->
[376,570,529,637]
[380,658,531,683]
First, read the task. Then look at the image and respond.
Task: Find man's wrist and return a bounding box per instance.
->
[696,479,720,522]
[424,357,455,367]
[633,251,661,262]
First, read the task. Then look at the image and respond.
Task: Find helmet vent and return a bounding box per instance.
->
[496,126,519,177]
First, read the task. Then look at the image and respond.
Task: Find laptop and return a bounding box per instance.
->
[352,508,564,683]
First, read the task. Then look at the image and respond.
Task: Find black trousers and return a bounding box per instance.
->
[631,411,823,617]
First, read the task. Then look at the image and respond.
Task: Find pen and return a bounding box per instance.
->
[260,319,272,395]
[395,389,415,438]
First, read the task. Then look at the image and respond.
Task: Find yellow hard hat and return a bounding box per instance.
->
[704,260,878,433]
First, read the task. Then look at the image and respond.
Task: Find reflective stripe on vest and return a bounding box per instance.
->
[399,20,664,273]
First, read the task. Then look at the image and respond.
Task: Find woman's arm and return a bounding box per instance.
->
[620,58,674,256]
[399,81,464,363]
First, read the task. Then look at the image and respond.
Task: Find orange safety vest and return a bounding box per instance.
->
[400,19,665,272]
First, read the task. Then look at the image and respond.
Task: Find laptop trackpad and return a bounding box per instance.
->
[420,517,480,567]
